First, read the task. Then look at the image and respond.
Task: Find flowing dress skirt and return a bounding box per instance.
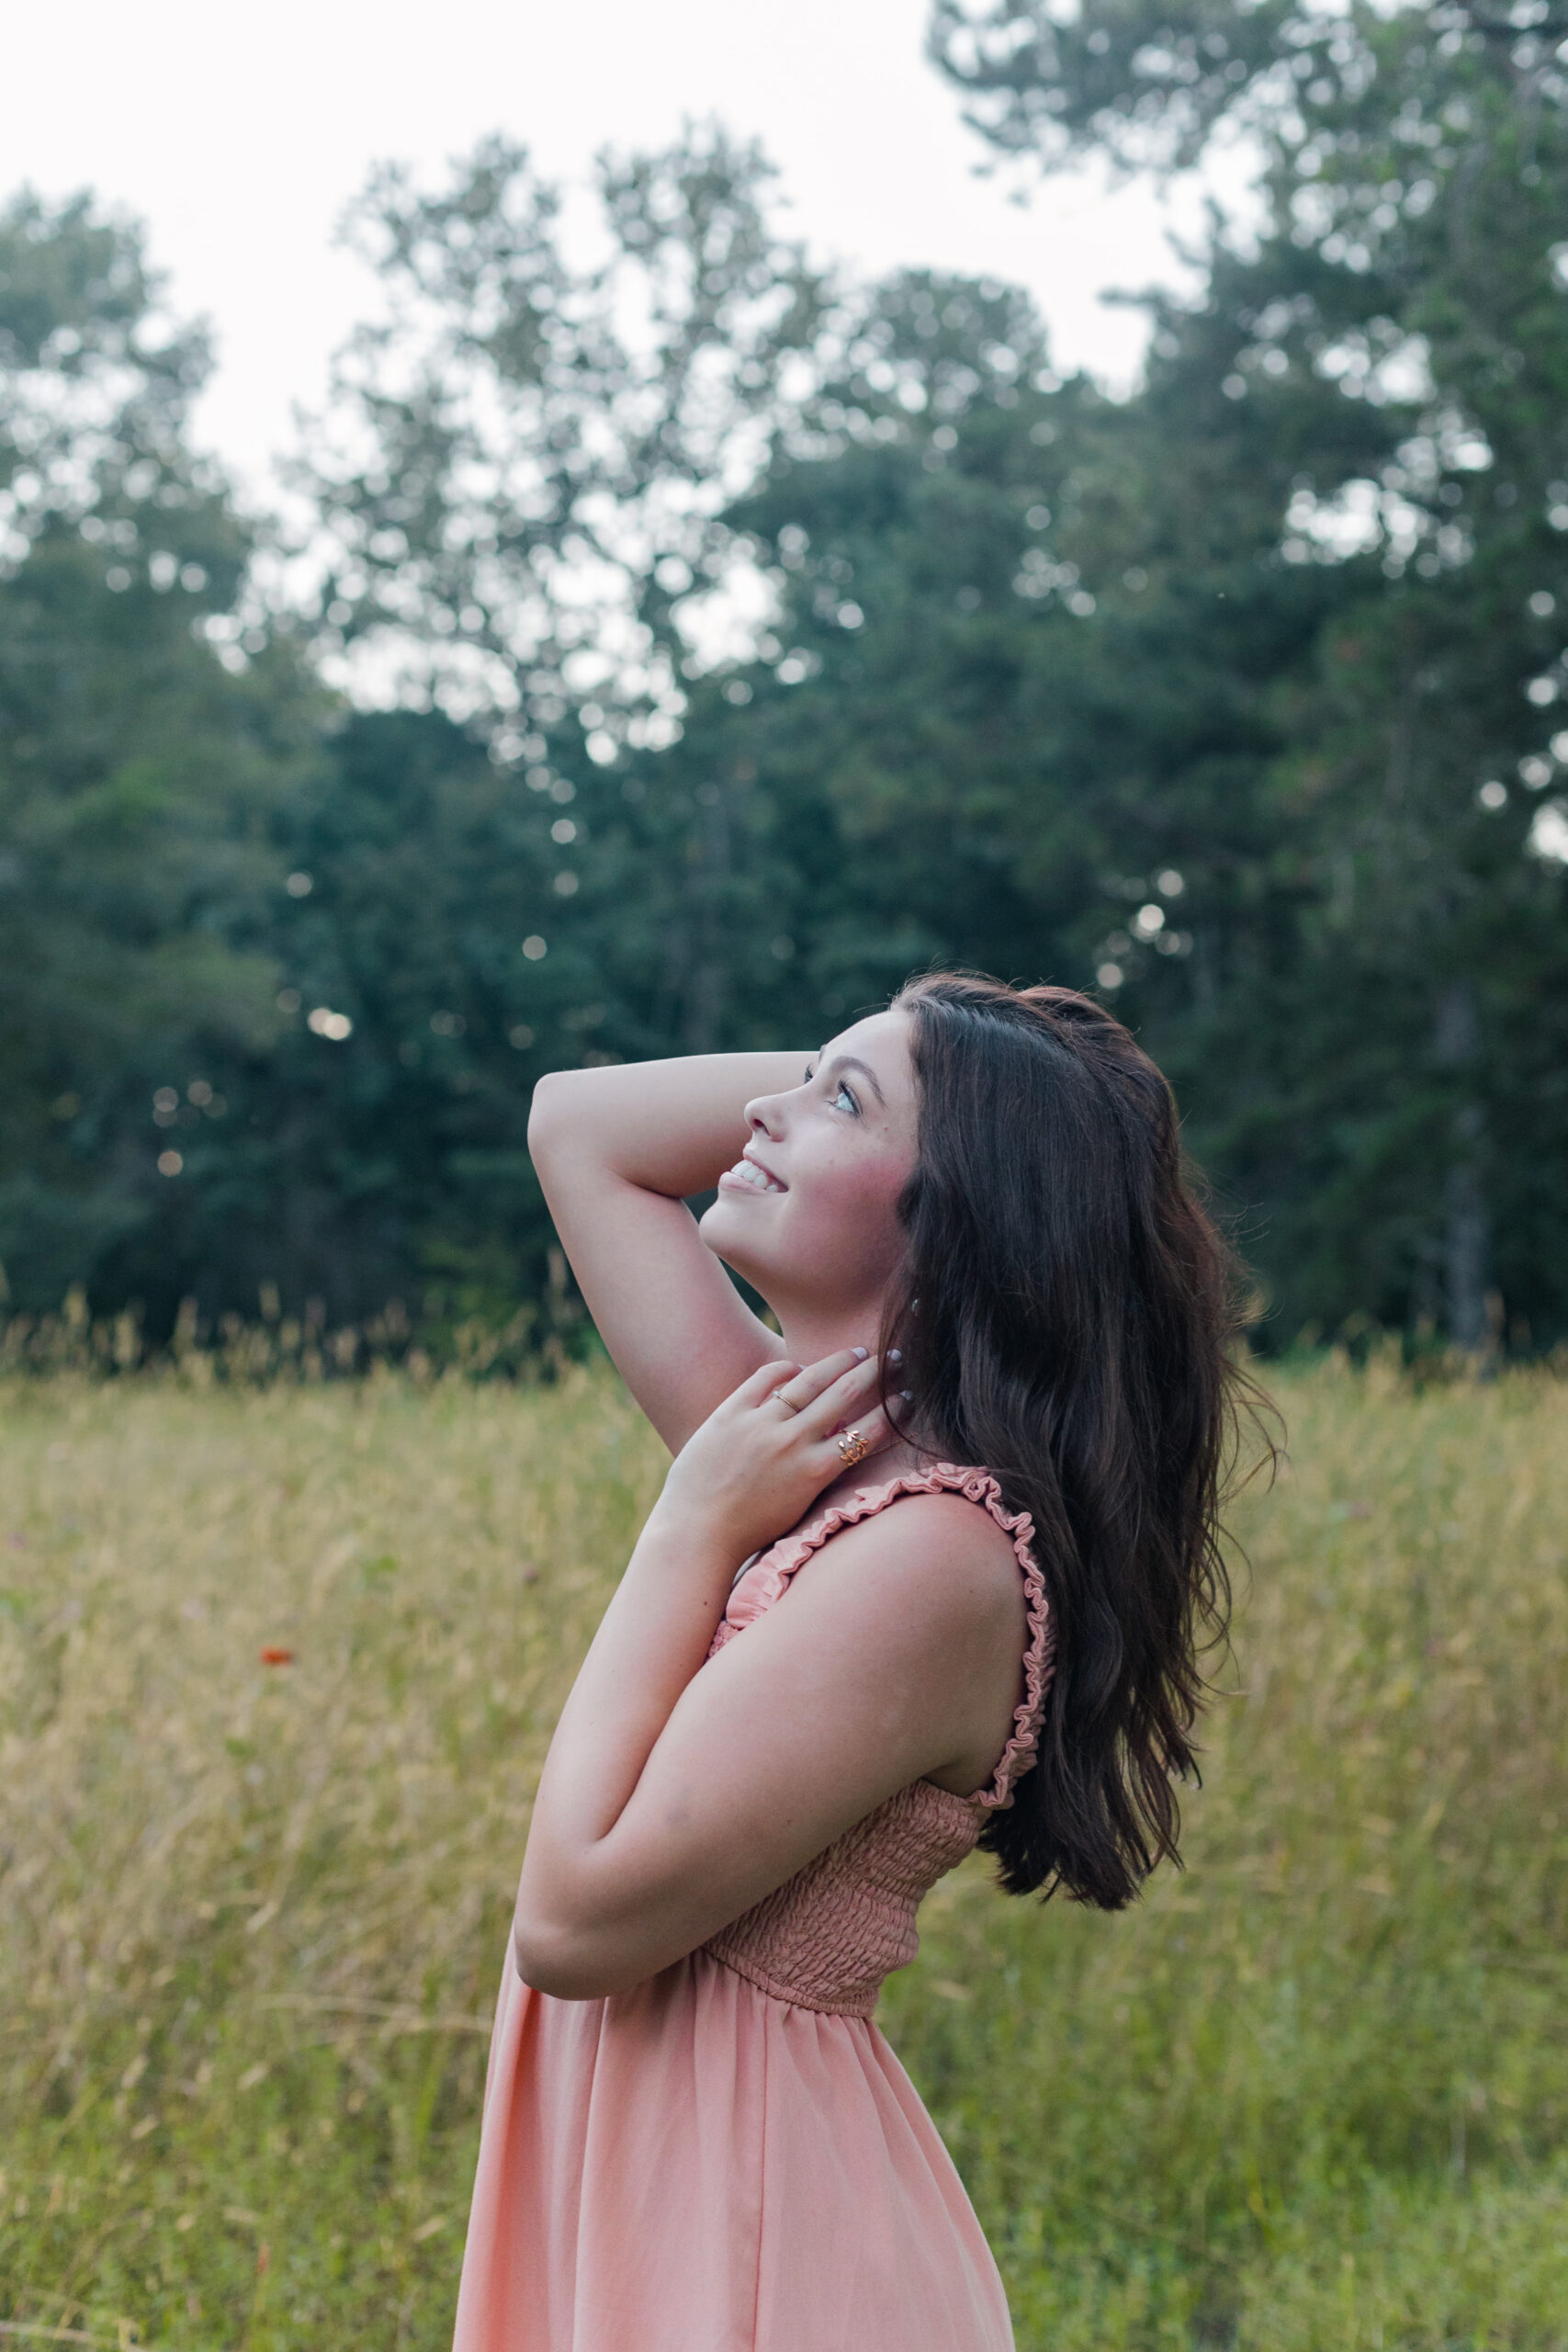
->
[451,1949,1015,2352]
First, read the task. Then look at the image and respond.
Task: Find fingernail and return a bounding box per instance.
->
[852,1346,869,1361]
[887,1349,902,1365]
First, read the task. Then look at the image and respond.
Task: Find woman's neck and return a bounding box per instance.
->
[774,1306,882,1369]
[769,1300,932,1489]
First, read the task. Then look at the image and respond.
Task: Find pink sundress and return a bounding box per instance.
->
[452,1464,1054,2351]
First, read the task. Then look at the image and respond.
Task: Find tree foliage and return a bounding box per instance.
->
[3,38,1566,1350]
[929,0,1568,1345]
[0,192,313,1312]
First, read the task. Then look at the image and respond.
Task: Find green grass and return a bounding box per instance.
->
[1,1361,1565,2347]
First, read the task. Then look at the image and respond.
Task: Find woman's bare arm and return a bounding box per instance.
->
[512,1363,1024,2000]
[513,1496,1024,1998]
[528,1051,808,1451]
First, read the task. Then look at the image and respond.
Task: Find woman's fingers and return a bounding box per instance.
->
[793,1352,886,1437]
[734,1358,799,1408]
[825,1399,892,1462]
[769,1347,872,1416]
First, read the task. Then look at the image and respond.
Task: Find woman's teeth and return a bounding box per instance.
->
[729,1159,783,1193]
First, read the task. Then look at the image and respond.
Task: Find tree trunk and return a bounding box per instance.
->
[1434,982,1489,1351]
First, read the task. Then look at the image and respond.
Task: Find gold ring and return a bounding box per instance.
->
[837,1428,871,1467]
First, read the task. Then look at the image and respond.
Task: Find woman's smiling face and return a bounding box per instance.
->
[699,1009,919,1324]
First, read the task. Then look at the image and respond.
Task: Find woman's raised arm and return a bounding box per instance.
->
[528,1052,807,1451]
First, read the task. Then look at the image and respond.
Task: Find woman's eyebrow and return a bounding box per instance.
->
[824,1053,886,1106]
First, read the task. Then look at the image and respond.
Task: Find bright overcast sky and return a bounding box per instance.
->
[8,0,1251,505]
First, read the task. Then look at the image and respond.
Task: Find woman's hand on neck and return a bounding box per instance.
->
[768,1309,921,1492]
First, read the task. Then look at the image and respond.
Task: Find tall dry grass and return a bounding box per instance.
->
[1,1358,1565,2347]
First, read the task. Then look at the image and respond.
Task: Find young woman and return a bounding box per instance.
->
[453,973,1245,2352]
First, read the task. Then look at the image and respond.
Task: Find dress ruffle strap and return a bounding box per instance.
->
[709,1463,1054,1812]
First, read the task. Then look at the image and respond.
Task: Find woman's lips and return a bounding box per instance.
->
[718,1157,786,1194]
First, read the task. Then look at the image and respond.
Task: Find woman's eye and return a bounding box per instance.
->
[834,1082,860,1114]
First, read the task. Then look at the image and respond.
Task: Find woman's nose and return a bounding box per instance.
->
[743,1092,786,1139]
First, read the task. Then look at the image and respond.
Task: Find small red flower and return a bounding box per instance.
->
[259,1645,294,1667]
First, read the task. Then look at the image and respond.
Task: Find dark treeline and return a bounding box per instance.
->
[3,0,1566,1357]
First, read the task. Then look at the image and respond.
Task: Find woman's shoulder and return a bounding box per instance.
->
[789,1473,1030,1653]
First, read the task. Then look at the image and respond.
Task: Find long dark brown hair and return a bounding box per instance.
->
[883,973,1262,1910]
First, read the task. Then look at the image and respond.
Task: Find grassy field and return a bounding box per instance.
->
[1,1359,1565,2349]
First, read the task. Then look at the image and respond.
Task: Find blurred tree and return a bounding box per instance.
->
[591,271,1108,1052]
[296,125,829,746]
[0,191,313,1314]
[198,707,584,1334]
[291,99,1568,1347]
[289,126,849,1070]
[930,0,1568,1346]
[7,66,1566,1354]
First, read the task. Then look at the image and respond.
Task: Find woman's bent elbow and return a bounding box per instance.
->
[512,1914,641,2003]
[525,1069,577,1159]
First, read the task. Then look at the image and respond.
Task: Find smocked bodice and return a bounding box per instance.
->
[701,1464,1053,2018]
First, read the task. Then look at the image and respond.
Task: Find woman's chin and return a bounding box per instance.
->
[698,1199,770,1286]
[698,1195,744,1255]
